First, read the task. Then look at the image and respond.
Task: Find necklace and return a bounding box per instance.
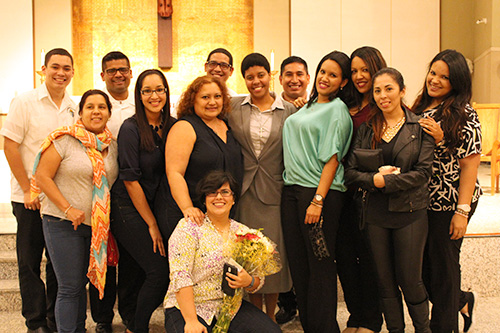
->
[382,115,405,142]
[149,122,163,132]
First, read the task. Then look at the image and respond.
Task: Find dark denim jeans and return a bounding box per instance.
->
[12,202,57,330]
[111,198,170,333]
[43,215,91,333]
[164,300,281,333]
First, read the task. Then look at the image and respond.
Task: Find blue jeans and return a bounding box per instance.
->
[164,300,281,333]
[43,215,91,333]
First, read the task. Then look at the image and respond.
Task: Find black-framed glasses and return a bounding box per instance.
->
[105,67,130,76]
[206,61,232,71]
[206,189,233,198]
[141,88,167,96]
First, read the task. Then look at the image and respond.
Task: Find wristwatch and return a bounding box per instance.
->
[457,204,471,213]
[314,194,324,203]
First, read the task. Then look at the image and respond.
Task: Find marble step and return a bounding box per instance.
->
[0,279,21,312]
[0,234,499,312]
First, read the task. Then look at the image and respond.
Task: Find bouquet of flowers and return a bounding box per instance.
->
[213,228,281,333]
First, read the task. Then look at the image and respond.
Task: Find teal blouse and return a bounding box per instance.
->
[282,97,353,191]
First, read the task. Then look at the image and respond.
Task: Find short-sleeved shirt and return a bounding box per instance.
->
[103,88,135,138]
[424,104,482,211]
[164,217,263,325]
[282,98,353,191]
[111,117,166,206]
[0,83,77,202]
[41,135,119,226]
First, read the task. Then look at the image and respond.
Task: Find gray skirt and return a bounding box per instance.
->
[235,184,293,294]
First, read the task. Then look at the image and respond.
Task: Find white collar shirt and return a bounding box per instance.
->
[103,87,135,138]
[0,83,77,202]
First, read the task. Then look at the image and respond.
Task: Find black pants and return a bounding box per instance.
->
[336,194,382,332]
[423,202,477,333]
[365,216,429,330]
[281,185,343,333]
[88,242,144,325]
[164,300,281,333]
[12,202,57,330]
[111,199,170,333]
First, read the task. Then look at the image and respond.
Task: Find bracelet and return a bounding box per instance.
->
[436,139,445,147]
[246,276,255,289]
[455,208,469,218]
[310,201,323,208]
[64,204,73,217]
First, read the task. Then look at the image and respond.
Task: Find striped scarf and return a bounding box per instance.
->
[31,119,114,299]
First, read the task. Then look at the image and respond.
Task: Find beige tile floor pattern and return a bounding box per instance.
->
[1,297,500,333]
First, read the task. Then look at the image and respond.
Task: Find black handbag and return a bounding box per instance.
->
[352,148,384,172]
[308,216,330,260]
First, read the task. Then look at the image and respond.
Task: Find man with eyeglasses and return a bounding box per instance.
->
[100,51,136,137]
[1,48,77,333]
[89,51,141,333]
[204,48,237,96]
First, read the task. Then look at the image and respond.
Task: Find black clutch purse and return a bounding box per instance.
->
[308,216,330,260]
[352,148,384,172]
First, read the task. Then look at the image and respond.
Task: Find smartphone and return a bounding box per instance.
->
[221,263,238,296]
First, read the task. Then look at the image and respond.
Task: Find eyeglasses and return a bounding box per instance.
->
[141,88,167,96]
[206,61,232,71]
[105,67,130,76]
[206,189,234,198]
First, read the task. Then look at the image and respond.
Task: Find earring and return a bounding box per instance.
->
[340,86,343,91]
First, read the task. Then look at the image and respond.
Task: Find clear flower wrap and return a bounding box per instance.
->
[213,228,281,333]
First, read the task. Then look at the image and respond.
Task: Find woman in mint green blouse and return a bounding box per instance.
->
[281,51,354,333]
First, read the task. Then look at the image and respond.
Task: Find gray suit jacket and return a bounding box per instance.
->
[228,96,297,205]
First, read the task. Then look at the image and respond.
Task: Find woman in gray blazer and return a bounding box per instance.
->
[228,53,295,321]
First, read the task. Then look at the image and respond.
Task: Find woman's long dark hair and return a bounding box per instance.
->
[307,51,356,109]
[412,49,471,152]
[368,68,405,148]
[134,69,173,151]
[350,46,387,108]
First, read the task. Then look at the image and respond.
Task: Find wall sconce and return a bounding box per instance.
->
[476,18,487,25]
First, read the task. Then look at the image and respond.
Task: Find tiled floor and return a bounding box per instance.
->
[1,297,500,333]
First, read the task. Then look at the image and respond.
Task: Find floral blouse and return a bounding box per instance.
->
[424,104,482,211]
[164,217,264,325]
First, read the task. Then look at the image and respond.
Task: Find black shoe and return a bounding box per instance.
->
[95,322,113,333]
[27,327,51,333]
[275,307,297,325]
[461,291,476,332]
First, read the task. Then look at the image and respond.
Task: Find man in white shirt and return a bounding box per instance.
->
[1,48,77,333]
[279,56,310,103]
[204,48,237,96]
[100,51,135,137]
[89,51,139,333]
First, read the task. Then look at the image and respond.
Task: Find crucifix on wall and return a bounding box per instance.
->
[158,0,173,68]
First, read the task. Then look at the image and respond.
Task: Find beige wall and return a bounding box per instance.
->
[0,0,33,114]
[474,0,493,57]
[34,0,72,93]
[291,0,440,104]
[441,0,474,60]
[253,0,290,95]
[472,0,500,103]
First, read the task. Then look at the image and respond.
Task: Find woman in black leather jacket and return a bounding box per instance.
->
[345,68,434,333]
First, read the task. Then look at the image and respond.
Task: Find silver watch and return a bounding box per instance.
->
[314,194,324,202]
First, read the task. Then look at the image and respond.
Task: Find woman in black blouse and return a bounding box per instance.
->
[345,68,434,333]
[111,69,176,333]
[165,76,242,227]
